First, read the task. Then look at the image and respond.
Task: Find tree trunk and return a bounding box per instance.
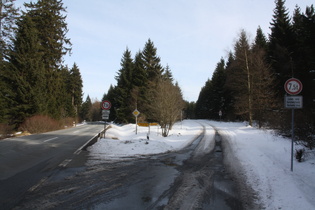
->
[245,50,253,126]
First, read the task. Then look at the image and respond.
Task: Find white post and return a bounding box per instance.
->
[135,116,138,135]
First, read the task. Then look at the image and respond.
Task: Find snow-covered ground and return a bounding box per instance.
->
[88,120,315,210]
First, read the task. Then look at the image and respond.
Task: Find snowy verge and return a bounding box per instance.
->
[88,120,205,158]
[211,121,315,210]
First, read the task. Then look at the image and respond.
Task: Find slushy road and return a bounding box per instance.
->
[0,124,104,209]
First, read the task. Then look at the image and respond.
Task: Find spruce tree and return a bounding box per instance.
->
[163,64,173,82]
[69,63,83,120]
[80,95,92,121]
[6,14,45,126]
[223,52,237,120]
[254,26,268,51]
[142,39,163,81]
[130,51,148,120]
[141,39,164,121]
[210,58,226,119]
[0,0,19,123]
[114,48,134,123]
[59,66,73,118]
[269,0,295,94]
[292,5,315,144]
[102,85,117,121]
[195,79,213,119]
[24,0,71,118]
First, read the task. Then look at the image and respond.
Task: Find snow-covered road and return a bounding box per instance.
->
[89,120,315,210]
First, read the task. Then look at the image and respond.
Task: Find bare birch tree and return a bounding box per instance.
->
[147,78,185,137]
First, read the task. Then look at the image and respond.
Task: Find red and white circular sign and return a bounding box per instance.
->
[284,78,303,95]
[101,100,111,110]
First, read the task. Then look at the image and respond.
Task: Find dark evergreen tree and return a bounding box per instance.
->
[292,5,315,113]
[142,39,163,81]
[223,52,237,120]
[59,66,73,118]
[132,51,147,87]
[24,0,71,68]
[0,0,19,123]
[114,48,134,123]
[69,63,83,120]
[291,5,315,147]
[6,14,45,126]
[184,101,196,119]
[24,0,71,118]
[102,85,117,122]
[163,64,173,82]
[269,0,295,95]
[80,95,92,121]
[254,26,268,51]
[141,39,164,121]
[130,51,147,118]
[227,30,254,124]
[195,79,213,119]
[209,58,226,119]
[252,29,278,128]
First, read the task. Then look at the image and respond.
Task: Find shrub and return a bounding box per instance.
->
[295,148,305,162]
[60,117,76,128]
[0,124,13,139]
[20,115,61,134]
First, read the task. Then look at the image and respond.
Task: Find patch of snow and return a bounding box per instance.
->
[88,120,315,209]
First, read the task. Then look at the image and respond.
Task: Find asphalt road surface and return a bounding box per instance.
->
[3,122,256,210]
[0,124,104,209]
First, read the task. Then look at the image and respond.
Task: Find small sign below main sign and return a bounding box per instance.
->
[285,95,303,109]
[102,110,110,120]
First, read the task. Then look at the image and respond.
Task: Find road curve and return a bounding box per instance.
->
[0,124,104,210]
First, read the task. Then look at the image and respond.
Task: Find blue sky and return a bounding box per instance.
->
[15,0,314,102]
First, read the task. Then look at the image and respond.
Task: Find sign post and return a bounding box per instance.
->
[132,109,140,134]
[101,100,111,138]
[284,78,303,172]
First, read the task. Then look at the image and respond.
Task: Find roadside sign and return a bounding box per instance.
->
[284,78,303,95]
[102,116,109,120]
[101,100,111,110]
[102,110,110,120]
[133,109,140,117]
[102,110,110,115]
[133,109,140,134]
[283,78,303,172]
[285,96,303,109]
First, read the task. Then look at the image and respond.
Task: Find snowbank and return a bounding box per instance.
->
[89,120,205,158]
[211,121,315,210]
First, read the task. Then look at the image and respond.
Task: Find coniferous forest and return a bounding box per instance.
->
[195,1,315,148]
[0,0,82,132]
[0,0,314,144]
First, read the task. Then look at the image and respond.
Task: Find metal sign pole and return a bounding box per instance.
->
[284,78,303,172]
[104,120,107,138]
[291,109,294,171]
